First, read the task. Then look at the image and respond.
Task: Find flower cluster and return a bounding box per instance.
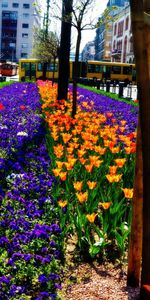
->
[0,83,62,299]
[38,80,138,260]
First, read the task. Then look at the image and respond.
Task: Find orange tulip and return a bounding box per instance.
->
[76,191,88,203]
[65,162,73,171]
[120,120,127,126]
[58,200,67,208]
[56,161,64,169]
[85,164,93,173]
[122,188,134,199]
[73,181,83,191]
[62,133,72,143]
[59,172,67,181]
[106,174,122,183]
[107,112,113,118]
[52,168,61,176]
[78,149,86,157]
[99,202,112,209]
[86,213,98,223]
[94,146,106,155]
[114,158,126,167]
[87,181,97,189]
[110,147,120,154]
[79,157,87,165]
[109,166,118,175]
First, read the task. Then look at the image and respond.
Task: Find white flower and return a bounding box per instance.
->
[6,173,25,180]
[0,125,8,129]
[17,131,28,136]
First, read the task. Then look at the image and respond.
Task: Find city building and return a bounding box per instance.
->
[94,0,129,61]
[0,0,41,62]
[81,41,95,61]
[111,3,134,63]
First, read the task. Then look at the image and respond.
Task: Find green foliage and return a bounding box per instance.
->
[78,84,139,107]
[33,29,59,62]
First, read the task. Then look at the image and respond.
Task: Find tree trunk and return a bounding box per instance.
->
[43,62,47,80]
[72,29,81,117]
[52,57,56,86]
[130,0,150,297]
[127,116,143,287]
[57,0,73,100]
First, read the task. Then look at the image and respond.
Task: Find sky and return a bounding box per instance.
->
[40,0,108,52]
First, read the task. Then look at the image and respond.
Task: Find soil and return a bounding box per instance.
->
[59,238,140,300]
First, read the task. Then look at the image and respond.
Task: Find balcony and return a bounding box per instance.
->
[111,49,122,58]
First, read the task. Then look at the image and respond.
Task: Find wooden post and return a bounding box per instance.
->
[129,0,150,297]
[127,117,143,287]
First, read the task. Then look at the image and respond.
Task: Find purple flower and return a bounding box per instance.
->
[38,274,49,283]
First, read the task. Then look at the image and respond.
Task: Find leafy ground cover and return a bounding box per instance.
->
[38,80,138,263]
[0,83,62,300]
[0,81,139,299]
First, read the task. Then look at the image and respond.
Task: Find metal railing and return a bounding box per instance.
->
[78,77,138,101]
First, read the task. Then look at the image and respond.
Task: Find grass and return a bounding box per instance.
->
[78,84,138,107]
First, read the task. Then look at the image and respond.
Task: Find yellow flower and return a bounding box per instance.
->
[109,165,118,175]
[62,133,72,143]
[73,181,83,191]
[58,200,67,208]
[59,172,67,181]
[86,213,98,223]
[85,164,93,173]
[56,161,64,169]
[52,168,61,176]
[87,181,97,189]
[106,174,122,183]
[99,202,112,209]
[76,191,88,203]
[122,188,134,199]
[114,158,126,167]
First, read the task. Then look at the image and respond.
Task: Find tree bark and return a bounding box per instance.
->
[130,0,150,297]
[127,116,143,287]
[57,0,73,100]
[72,29,81,117]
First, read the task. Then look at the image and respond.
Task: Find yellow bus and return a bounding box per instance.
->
[19,58,136,83]
[19,58,87,81]
[19,58,59,81]
[86,60,136,83]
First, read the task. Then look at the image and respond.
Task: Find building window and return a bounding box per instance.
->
[23,3,30,9]
[22,43,28,48]
[117,21,124,37]
[2,1,8,7]
[22,23,29,28]
[111,66,121,74]
[125,17,129,30]
[22,33,28,38]
[23,13,29,19]
[12,3,19,7]
[21,53,28,58]
[114,24,117,35]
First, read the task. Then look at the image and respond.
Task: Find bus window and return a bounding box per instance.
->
[111,66,121,74]
[47,63,58,72]
[38,63,43,71]
[95,65,103,73]
[88,64,95,73]
[21,63,26,70]
[132,68,136,81]
[123,66,132,75]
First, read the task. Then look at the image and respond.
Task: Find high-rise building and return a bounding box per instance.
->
[111,3,134,63]
[0,0,41,62]
[81,41,95,61]
[94,0,129,61]
[107,0,129,7]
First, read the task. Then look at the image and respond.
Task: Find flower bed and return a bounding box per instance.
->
[0,83,62,299]
[38,80,138,261]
